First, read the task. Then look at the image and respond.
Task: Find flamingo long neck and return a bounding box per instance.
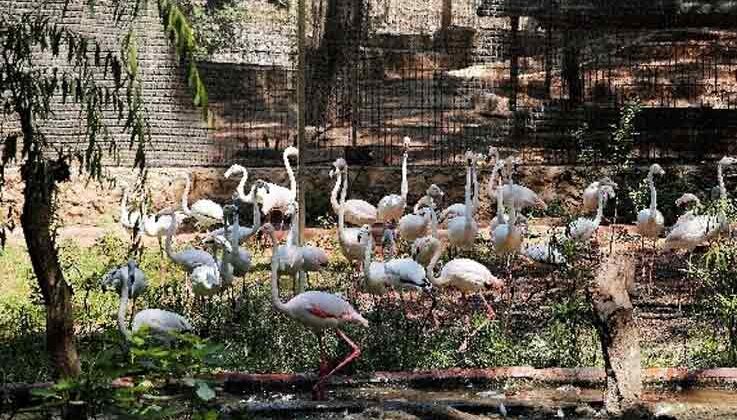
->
[284,149,296,196]
[496,173,506,225]
[236,168,249,201]
[594,191,605,226]
[648,172,657,212]
[472,161,480,211]
[426,241,446,286]
[287,208,298,247]
[164,215,184,265]
[330,168,342,213]
[429,209,438,238]
[244,201,262,241]
[117,268,132,342]
[267,227,290,314]
[718,162,727,200]
[230,210,241,250]
[401,150,409,201]
[464,162,472,227]
[181,175,192,215]
[362,233,373,282]
[337,167,350,244]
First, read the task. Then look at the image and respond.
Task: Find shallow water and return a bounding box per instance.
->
[221,385,737,419]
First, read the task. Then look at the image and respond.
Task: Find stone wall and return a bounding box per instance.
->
[0,0,209,167]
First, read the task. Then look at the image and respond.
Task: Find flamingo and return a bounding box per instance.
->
[329,158,377,226]
[224,164,250,202]
[635,164,666,242]
[104,260,192,342]
[377,137,410,223]
[397,207,434,242]
[447,152,479,251]
[413,184,444,213]
[411,207,441,268]
[262,223,368,400]
[285,201,329,289]
[424,239,503,319]
[523,233,567,266]
[674,193,702,225]
[244,146,298,216]
[583,177,618,213]
[358,224,431,294]
[498,156,547,211]
[179,173,223,229]
[119,183,144,230]
[492,175,523,256]
[163,210,225,296]
[334,163,369,264]
[439,153,480,225]
[568,185,614,242]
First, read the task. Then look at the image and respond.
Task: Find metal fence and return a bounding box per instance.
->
[201,0,737,168]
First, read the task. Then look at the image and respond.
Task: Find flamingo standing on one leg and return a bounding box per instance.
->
[262,223,368,400]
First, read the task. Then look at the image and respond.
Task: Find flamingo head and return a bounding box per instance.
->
[381,228,396,248]
[488,146,500,162]
[285,201,298,218]
[356,224,372,243]
[598,176,618,189]
[600,185,616,200]
[426,184,444,199]
[344,311,369,327]
[330,158,347,178]
[650,163,665,176]
[191,265,220,296]
[222,204,237,221]
[224,164,245,179]
[253,180,270,195]
[284,146,299,158]
[258,223,276,236]
[464,150,475,165]
[403,136,411,149]
[676,193,701,208]
[719,156,737,167]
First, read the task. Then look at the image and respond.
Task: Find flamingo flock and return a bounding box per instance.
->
[107,140,736,400]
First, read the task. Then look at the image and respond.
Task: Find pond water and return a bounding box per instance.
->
[220,385,737,419]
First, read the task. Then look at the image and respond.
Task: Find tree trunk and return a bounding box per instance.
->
[18,110,80,379]
[562,31,582,106]
[590,251,642,415]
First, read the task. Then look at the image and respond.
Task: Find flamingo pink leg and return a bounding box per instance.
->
[312,329,361,398]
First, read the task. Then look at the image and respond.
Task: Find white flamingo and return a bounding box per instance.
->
[568,185,614,242]
[164,211,225,296]
[104,260,192,342]
[411,208,441,268]
[498,156,546,211]
[358,225,431,294]
[583,177,618,213]
[179,173,223,229]
[523,233,567,266]
[492,176,523,256]
[397,207,434,242]
[424,239,503,319]
[244,146,298,215]
[285,201,329,286]
[224,164,250,202]
[447,152,479,251]
[263,223,368,400]
[377,137,410,223]
[119,183,144,238]
[674,193,702,225]
[329,158,378,226]
[636,164,666,244]
[334,163,369,264]
[413,184,444,213]
[439,153,480,225]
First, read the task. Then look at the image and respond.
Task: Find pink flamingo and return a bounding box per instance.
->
[261,223,368,400]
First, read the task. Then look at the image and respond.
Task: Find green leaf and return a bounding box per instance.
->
[30,388,63,400]
[195,381,215,402]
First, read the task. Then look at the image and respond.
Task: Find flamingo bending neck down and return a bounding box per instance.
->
[263,223,368,400]
[568,185,614,242]
[377,137,410,223]
[106,260,192,343]
[180,173,223,229]
[244,146,298,216]
[583,177,618,213]
[329,158,378,226]
[358,224,431,295]
[425,239,503,319]
[411,207,441,267]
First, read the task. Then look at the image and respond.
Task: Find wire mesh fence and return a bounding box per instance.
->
[201,0,737,168]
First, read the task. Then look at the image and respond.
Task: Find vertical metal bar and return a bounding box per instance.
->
[296,0,306,291]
